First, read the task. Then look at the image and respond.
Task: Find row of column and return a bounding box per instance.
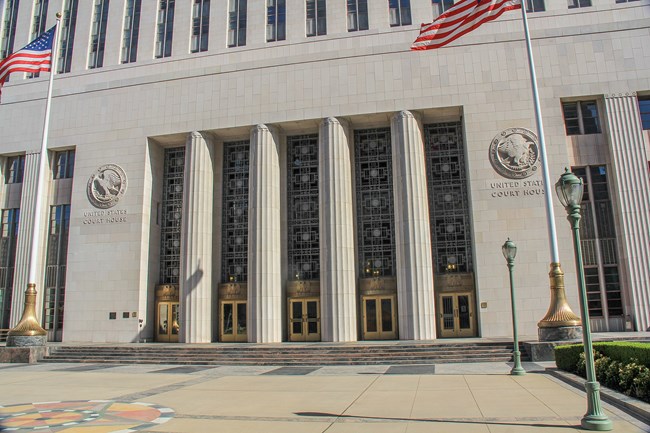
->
[178,111,436,343]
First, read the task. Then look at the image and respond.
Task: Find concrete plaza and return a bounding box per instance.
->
[1,361,648,433]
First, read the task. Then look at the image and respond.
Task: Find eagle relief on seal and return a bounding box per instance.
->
[489,128,540,179]
[87,164,128,209]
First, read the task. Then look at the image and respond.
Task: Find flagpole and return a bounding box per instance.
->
[517,4,581,339]
[7,13,62,347]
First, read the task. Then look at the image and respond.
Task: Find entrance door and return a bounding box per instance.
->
[288,298,320,342]
[438,293,475,338]
[362,295,397,340]
[220,300,247,342]
[156,302,180,342]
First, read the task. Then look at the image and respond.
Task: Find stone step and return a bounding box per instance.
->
[41,342,529,366]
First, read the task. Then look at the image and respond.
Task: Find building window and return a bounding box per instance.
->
[228,0,247,47]
[266,0,285,42]
[615,0,639,2]
[574,166,623,322]
[53,150,75,179]
[432,0,454,18]
[568,0,591,8]
[0,0,20,61]
[287,135,319,281]
[562,100,601,135]
[0,208,19,329]
[306,0,326,37]
[347,0,368,32]
[389,0,411,26]
[191,0,209,53]
[121,0,141,63]
[5,155,25,184]
[638,96,650,130]
[57,0,78,73]
[525,0,545,12]
[28,0,49,78]
[155,0,175,58]
[160,148,184,285]
[43,204,70,341]
[88,0,109,69]
[425,122,474,273]
[222,141,249,283]
[355,128,396,278]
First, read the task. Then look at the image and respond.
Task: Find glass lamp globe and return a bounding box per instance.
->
[502,238,517,261]
[555,168,584,208]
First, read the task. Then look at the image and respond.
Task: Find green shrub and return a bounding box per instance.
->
[555,344,584,373]
[554,342,650,403]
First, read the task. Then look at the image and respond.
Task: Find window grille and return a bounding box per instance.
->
[424,122,473,274]
[0,0,20,60]
[562,101,601,135]
[266,0,285,42]
[159,147,184,285]
[43,205,70,341]
[347,0,368,32]
[574,166,623,318]
[221,141,249,283]
[568,0,591,8]
[28,0,49,78]
[228,0,247,47]
[287,135,319,281]
[432,0,454,18]
[53,150,75,180]
[389,0,411,27]
[5,155,25,184]
[355,128,396,278]
[0,209,19,329]
[638,96,650,130]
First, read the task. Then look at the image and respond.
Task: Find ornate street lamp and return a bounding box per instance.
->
[502,239,525,376]
[555,168,612,431]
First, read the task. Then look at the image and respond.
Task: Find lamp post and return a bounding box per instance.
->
[502,239,525,376]
[555,168,612,431]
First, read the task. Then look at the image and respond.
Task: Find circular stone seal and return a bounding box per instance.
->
[489,128,540,179]
[87,164,128,209]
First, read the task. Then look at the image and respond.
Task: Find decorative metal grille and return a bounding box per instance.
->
[574,166,622,317]
[43,205,70,341]
[424,122,473,273]
[159,147,185,285]
[354,128,395,277]
[0,209,19,329]
[287,134,319,281]
[221,141,249,283]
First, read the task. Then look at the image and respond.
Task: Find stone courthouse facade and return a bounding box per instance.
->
[0,0,649,344]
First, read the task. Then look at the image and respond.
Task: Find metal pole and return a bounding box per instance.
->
[520,3,581,337]
[568,204,612,431]
[507,258,525,376]
[7,14,62,346]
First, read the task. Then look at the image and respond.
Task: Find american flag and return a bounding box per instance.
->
[412,0,521,50]
[0,25,56,97]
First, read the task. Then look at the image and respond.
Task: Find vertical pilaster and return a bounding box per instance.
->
[248,124,282,343]
[319,117,358,342]
[180,131,214,343]
[391,111,436,340]
[604,93,650,331]
[11,151,49,327]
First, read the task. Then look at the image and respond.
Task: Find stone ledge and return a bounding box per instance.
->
[0,346,50,364]
[547,368,650,426]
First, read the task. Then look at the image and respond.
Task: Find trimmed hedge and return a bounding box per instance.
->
[554,342,650,403]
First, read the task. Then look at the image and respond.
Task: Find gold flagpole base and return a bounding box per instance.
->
[538,263,582,341]
[6,283,47,347]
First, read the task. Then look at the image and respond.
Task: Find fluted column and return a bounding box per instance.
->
[319,117,358,342]
[604,93,650,331]
[391,111,436,340]
[180,132,214,343]
[11,151,48,327]
[248,125,282,343]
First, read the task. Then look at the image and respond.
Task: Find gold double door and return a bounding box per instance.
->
[220,300,247,342]
[438,292,475,338]
[288,298,321,342]
[156,302,180,343]
[361,295,397,340]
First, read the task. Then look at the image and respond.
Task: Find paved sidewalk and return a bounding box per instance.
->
[1,361,648,432]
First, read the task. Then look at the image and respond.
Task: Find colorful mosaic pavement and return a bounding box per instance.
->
[0,400,174,432]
